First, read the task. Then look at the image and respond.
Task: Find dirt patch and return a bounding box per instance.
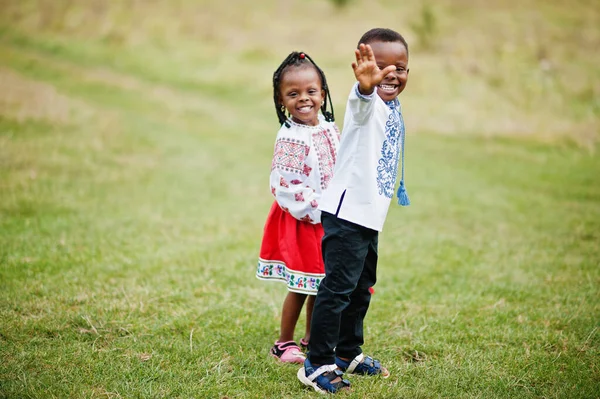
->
[0,67,92,124]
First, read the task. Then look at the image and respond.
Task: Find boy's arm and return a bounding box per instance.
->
[352,43,396,95]
[347,44,397,124]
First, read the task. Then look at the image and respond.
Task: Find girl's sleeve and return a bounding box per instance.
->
[269,135,321,224]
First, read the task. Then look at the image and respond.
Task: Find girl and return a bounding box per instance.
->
[256,51,339,364]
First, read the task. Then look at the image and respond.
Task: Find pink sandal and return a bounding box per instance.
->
[270,341,306,364]
[300,338,309,352]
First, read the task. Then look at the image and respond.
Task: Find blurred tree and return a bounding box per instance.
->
[329,0,352,8]
[410,3,437,50]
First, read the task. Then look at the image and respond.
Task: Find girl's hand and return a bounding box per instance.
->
[351,43,396,95]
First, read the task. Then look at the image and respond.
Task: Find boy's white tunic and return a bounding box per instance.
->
[319,83,404,232]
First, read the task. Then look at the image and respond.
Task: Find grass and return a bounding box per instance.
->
[1,0,599,398]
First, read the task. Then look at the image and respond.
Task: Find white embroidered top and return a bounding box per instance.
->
[319,83,405,231]
[270,116,340,224]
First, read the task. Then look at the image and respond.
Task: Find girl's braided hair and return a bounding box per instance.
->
[272,51,335,127]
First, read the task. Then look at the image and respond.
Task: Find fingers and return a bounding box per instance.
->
[363,44,374,62]
[381,65,396,76]
[356,43,374,64]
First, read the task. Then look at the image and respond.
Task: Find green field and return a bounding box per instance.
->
[1,1,599,398]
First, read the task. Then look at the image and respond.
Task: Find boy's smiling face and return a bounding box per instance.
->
[369,40,409,102]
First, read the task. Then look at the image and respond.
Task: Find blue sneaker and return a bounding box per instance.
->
[297,358,351,394]
[335,353,390,378]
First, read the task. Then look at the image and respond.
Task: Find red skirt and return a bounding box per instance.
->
[256,202,325,295]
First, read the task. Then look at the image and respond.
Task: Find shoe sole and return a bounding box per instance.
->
[345,369,391,378]
[297,367,327,395]
[270,351,305,364]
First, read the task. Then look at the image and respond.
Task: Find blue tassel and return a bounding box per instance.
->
[397,180,410,206]
[391,99,410,207]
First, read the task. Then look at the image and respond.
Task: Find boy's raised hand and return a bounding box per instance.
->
[352,43,396,96]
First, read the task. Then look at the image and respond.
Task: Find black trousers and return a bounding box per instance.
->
[308,211,379,365]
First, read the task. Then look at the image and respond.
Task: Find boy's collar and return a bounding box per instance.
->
[384,98,400,109]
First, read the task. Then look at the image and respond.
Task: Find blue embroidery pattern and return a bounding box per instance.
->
[377,101,403,198]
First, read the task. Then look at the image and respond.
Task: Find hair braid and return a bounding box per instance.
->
[302,53,335,124]
[272,51,335,128]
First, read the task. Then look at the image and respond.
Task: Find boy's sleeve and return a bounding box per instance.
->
[347,82,376,125]
[269,136,321,224]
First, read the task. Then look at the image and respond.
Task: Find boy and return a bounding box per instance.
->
[297,28,411,394]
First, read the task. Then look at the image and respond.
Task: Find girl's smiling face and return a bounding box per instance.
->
[278,66,325,126]
[369,40,409,102]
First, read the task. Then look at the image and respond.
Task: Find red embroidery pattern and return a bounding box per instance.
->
[332,125,341,139]
[290,179,302,185]
[271,186,276,196]
[280,177,289,188]
[312,128,337,189]
[295,193,305,202]
[300,215,314,223]
[303,164,312,177]
[310,200,318,208]
[272,138,308,175]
